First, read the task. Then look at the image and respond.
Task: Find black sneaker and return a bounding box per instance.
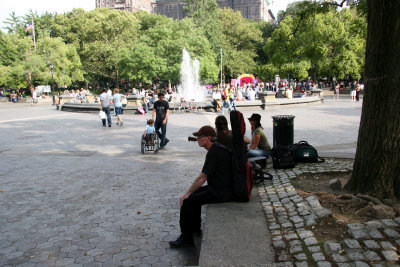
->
[169,235,194,248]
[108,125,112,127]
[164,138,170,146]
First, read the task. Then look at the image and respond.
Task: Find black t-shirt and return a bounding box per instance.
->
[154,100,169,123]
[202,143,232,201]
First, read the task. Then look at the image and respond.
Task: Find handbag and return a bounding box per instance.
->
[289,141,325,163]
[99,110,106,119]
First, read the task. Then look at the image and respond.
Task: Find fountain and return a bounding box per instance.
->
[178,48,204,101]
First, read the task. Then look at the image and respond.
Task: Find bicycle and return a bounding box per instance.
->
[178,98,198,112]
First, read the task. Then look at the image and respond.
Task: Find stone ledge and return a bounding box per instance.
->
[199,190,274,266]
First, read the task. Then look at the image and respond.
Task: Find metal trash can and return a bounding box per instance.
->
[272,115,295,147]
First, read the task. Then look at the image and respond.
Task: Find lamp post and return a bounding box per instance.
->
[220,48,223,89]
[50,62,54,105]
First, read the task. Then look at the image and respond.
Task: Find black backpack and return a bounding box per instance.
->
[289,141,325,163]
[230,110,254,202]
[271,146,296,169]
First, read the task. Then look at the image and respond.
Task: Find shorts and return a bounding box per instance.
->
[351,90,356,97]
[115,107,122,115]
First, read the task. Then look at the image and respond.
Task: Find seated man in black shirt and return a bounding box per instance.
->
[169,125,233,248]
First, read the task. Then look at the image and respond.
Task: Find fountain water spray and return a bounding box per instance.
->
[178,48,204,101]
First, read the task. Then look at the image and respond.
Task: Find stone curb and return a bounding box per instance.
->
[258,160,400,266]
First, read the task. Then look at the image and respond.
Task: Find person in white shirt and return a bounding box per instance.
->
[100,89,112,127]
[32,89,38,105]
[285,86,293,99]
[113,88,124,126]
[212,90,221,112]
[247,89,256,100]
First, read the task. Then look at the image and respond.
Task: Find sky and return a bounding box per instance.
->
[0,0,95,31]
[0,0,297,31]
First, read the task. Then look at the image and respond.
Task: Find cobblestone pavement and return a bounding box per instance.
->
[0,98,364,266]
[259,160,400,267]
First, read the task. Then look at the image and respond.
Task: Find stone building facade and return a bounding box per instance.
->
[96,0,152,13]
[151,0,187,20]
[152,0,274,22]
[96,0,274,22]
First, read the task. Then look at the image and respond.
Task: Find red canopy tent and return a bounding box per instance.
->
[237,74,256,86]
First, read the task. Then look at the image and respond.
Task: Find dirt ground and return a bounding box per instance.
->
[291,172,400,242]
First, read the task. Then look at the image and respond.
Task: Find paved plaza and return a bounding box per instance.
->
[0,97,364,266]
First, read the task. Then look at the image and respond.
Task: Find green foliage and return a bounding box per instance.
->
[38,36,84,86]
[218,9,262,79]
[265,8,366,80]
[0,1,367,88]
[254,20,278,65]
[2,12,24,35]
[0,32,83,90]
[120,14,218,85]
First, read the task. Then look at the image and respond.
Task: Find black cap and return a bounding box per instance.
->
[248,113,261,122]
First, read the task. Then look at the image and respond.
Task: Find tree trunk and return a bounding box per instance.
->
[344,0,400,199]
[26,71,34,95]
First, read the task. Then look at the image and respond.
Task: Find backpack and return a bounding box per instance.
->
[271,146,296,169]
[230,110,254,202]
[289,141,325,163]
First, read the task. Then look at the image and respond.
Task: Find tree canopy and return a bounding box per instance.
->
[265,8,365,81]
[0,2,367,90]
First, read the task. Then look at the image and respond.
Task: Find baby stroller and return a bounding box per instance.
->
[141,133,160,154]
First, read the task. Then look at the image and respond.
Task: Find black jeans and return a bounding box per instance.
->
[180,186,225,240]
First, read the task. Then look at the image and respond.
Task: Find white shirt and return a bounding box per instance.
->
[100,92,110,107]
[212,91,221,100]
[247,90,256,100]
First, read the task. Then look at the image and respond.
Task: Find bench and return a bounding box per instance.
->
[198,156,275,265]
[198,190,275,265]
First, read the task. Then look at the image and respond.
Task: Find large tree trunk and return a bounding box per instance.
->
[26,71,34,95]
[345,0,400,199]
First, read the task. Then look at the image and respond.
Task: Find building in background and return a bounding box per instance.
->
[96,0,274,22]
[152,0,274,22]
[151,0,186,20]
[96,0,152,13]
[218,0,273,21]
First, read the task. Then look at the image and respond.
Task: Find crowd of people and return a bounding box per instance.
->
[62,88,91,103]
[0,89,26,103]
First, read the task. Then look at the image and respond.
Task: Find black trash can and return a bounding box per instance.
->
[272,115,295,147]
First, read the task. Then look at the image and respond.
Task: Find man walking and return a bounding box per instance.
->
[169,126,232,248]
[152,92,170,148]
[100,89,112,127]
[221,86,232,115]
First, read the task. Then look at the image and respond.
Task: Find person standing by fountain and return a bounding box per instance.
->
[152,92,170,149]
